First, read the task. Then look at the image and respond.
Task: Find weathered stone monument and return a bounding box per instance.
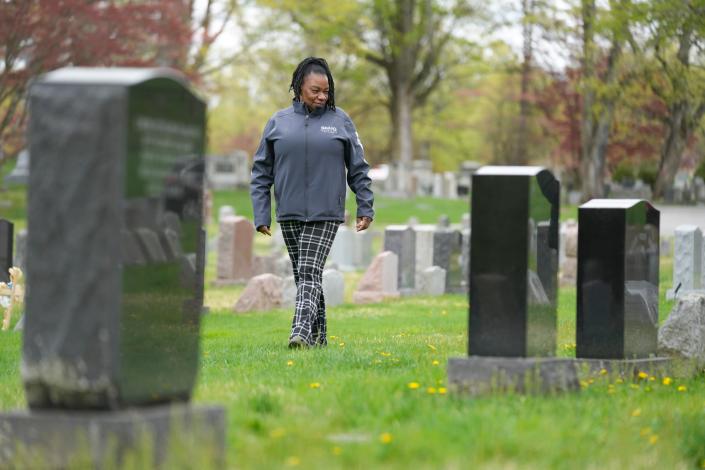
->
[576,199,660,359]
[216,215,254,283]
[667,225,703,299]
[0,219,13,283]
[448,166,575,394]
[383,226,416,292]
[0,68,224,467]
[353,251,400,303]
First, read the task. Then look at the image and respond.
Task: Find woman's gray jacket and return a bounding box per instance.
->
[250,101,374,229]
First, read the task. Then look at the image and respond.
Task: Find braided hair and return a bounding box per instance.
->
[290,57,336,110]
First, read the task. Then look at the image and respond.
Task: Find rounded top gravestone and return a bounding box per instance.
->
[24,67,206,410]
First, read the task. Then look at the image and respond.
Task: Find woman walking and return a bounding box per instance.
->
[250,57,374,348]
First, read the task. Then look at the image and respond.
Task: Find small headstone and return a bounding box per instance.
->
[437,214,450,228]
[417,266,446,296]
[0,219,13,283]
[217,216,254,282]
[328,225,356,271]
[414,226,435,288]
[218,205,235,221]
[668,225,703,299]
[577,199,659,359]
[281,275,297,308]
[133,227,168,263]
[444,172,458,199]
[352,251,400,303]
[383,226,416,290]
[13,230,27,272]
[353,230,375,268]
[322,269,345,306]
[433,229,463,293]
[658,293,705,363]
[233,274,283,312]
[461,212,470,229]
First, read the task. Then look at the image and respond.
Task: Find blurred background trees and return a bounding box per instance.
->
[1,0,704,199]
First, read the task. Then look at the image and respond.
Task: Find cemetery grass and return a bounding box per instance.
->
[3,263,705,468]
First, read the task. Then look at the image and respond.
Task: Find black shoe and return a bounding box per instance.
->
[288,335,308,349]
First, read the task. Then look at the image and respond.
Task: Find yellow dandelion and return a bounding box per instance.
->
[638,371,648,379]
[339,342,345,347]
[380,351,391,357]
[580,380,589,388]
[270,428,286,438]
[380,432,393,444]
[432,360,440,366]
[678,385,687,392]
[287,360,294,367]
[649,435,659,445]
[599,368,608,376]
[662,377,673,386]
[438,387,447,395]
[332,446,342,456]
[407,382,420,390]
[587,378,595,384]
[648,376,655,382]
[330,335,337,340]
[631,408,642,417]
[285,456,301,467]
[427,387,437,394]
[309,382,321,389]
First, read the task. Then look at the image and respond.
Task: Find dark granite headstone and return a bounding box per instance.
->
[433,229,463,293]
[23,67,206,409]
[576,199,659,359]
[0,219,12,283]
[383,225,416,291]
[469,166,560,357]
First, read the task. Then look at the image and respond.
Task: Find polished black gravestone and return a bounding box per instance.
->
[0,67,223,467]
[468,166,560,357]
[577,199,660,359]
[0,219,12,282]
[449,166,577,395]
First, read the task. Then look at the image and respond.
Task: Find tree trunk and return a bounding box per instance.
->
[516,0,533,165]
[653,103,688,198]
[392,83,414,195]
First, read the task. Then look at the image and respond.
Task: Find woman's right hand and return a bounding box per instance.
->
[257,225,272,236]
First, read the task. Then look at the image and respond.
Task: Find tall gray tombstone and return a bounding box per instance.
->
[0,68,224,467]
[0,219,13,282]
[383,225,416,291]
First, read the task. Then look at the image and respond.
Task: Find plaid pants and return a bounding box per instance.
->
[280,220,339,346]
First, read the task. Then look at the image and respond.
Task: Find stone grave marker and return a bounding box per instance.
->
[0,219,13,283]
[577,199,659,359]
[353,251,400,303]
[433,228,463,293]
[216,215,254,283]
[414,225,436,288]
[323,268,345,306]
[383,226,416,292]
[468,166,560,357]
[13,229,27,272]
[328,225,356,271]
[0,67,224,467]
[448,166,574,395]
[667,225,703,299]
[218,205,235,221]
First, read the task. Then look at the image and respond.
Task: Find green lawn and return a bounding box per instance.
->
[2,186,702,468]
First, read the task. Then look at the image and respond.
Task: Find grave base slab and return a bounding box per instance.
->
[0,403,225,469]
[447,356,580,395]
[573,356,674,378]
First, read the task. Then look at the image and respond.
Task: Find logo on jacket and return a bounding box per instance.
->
[320,125,337,134]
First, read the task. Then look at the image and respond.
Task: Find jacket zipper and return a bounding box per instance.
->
[304,113,309,221]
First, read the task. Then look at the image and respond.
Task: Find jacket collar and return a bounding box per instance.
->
[293,100,328,117]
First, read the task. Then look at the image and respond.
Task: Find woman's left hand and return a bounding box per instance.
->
[356,216,372,232]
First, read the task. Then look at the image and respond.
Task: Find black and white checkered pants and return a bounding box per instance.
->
[280,220,339,346]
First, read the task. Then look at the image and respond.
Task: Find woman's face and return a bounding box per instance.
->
[300,73,329,110]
